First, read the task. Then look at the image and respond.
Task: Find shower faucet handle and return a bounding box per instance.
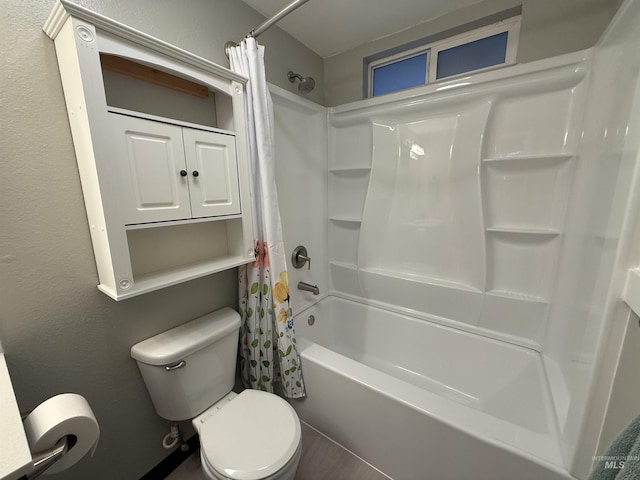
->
[291,245,311,269]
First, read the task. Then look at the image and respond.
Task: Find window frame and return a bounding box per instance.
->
[366,15,521,98]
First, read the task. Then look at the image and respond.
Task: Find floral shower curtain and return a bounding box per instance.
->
[229,38,305,398]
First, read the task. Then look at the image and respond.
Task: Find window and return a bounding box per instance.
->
[435,32,508,79]
[367,15,521,98]
[372,51,428,97]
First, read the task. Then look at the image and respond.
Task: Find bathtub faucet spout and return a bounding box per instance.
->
[298,281,320,295]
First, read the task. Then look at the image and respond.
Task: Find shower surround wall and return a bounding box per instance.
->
[313,1,640,476]
[545,2,640,475]
[329,54,587,348]
[271,84,328,314]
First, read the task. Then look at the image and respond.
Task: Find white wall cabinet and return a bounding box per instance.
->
[182,126,240,219]
[112,112,240,225]
[44,1,255,300]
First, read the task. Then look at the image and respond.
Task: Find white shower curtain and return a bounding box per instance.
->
[229,38,305,398]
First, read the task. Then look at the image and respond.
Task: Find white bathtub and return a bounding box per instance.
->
[291,296,572,480]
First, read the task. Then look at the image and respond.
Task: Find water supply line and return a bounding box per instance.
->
[162,422,188,451]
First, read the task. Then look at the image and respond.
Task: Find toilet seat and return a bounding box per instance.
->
[201,441,302,480]
[199,390,301,480]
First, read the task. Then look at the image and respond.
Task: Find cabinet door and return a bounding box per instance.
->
[183,129,241,218]
[111,114,192,224]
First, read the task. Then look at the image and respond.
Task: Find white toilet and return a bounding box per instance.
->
[130,308,302,480]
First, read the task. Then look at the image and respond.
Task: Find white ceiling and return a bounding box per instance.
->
[241,0,484,58]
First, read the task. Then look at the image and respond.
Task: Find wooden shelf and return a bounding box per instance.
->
[125,214,243,230]
[108,107,235,136]
[101,53,209,98]
[99,255,253,300]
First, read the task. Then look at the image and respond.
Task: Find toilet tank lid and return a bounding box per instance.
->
[130,307,241,366]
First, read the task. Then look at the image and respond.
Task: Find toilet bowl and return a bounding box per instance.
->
[130,308,302,480]
[193,390,302,480]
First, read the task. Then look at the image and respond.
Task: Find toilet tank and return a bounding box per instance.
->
[130,307,241,421]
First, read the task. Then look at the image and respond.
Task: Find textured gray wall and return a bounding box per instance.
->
[0,1,322,479]
[324,0,624,106]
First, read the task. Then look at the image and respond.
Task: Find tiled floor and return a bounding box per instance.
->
[165,422,391,480]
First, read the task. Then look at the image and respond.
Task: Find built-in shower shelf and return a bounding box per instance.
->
[486,227,561,236]
[486,290,548,303]
[330,260,358,270]
[329,166,372,174]
[359,267,482,293]
[329,216,362,224]
[329,261,361,297]
[483,153,573,163]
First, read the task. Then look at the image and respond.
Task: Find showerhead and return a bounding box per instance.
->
[288,70,315,95]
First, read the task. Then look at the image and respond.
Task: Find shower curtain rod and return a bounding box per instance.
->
[225,0,310,55]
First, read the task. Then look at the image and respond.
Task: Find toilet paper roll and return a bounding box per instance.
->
[23,393,100,475]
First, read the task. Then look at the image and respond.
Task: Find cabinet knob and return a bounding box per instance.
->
[179,170,187,177]
[192,170,199,177]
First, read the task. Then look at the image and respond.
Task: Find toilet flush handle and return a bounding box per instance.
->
[165,360,186,371]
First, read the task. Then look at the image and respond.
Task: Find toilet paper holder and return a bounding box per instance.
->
[27,435,72,479]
